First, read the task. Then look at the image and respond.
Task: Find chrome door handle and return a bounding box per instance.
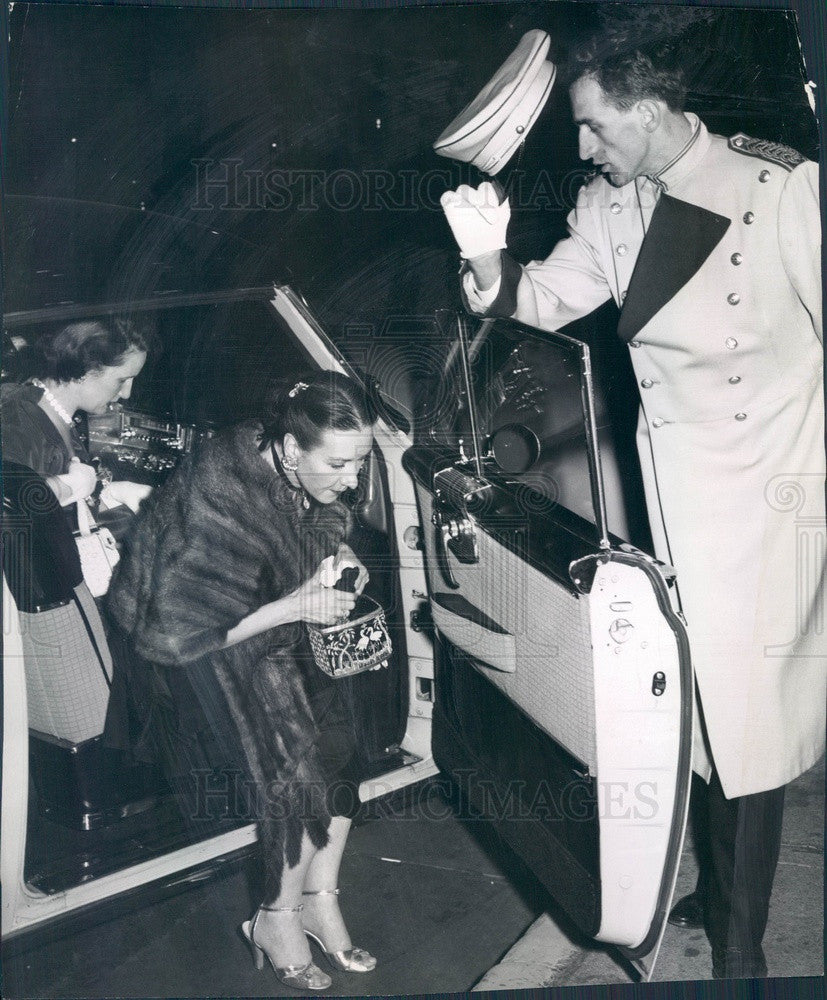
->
[432,506,479,589]
[444,516,478,564]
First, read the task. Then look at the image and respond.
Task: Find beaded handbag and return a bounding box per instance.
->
[307,583,392,679]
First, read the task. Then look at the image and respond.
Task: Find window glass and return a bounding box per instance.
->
[475,323,603,526]
[417,317,630,537]
[3,299,312,429]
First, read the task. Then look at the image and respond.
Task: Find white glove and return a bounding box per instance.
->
[333,544,368,594]
[439,181,510,259]
[317,555,337,588]
[99,480,153,514]
[317,551,365,592]
[53,458,98,506]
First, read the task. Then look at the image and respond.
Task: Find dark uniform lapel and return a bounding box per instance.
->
[616,194,731,343]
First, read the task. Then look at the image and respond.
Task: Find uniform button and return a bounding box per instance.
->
[652,417,665,428]
[730,252,743,266]
[620,290,627,302]
[735,412,747,421]
[725,337,738,350]
[727,292,741,305]
[611,202,622,214]
[728,375,742,384]
[641,378,654,388]
[629,340,641,348]
[743,212,755,224]
[759,169,771,182]
[616,244,628,256]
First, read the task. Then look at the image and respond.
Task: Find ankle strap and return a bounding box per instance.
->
[302,888,340,897]
[259,902,304,912]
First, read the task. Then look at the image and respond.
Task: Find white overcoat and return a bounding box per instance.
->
[468,117,825,798]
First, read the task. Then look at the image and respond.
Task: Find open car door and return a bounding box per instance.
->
[403,314,693,979]
[1,284,437,944]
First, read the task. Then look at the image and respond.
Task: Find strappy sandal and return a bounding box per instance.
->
[302,889,377,973]
[241,902,332,991]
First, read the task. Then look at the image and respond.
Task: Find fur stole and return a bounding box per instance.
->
[107,421,353,898]
[108,420,350,665]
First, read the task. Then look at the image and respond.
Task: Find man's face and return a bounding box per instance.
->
[570,75,651,187]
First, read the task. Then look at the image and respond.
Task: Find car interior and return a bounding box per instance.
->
[3,284,696,980]
[3,289,415,899]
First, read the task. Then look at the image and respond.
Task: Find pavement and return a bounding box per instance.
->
[3,760,821,996]
[2,780,547,998]
[475,755,824,989]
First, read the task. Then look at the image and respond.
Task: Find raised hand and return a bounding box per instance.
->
[439,181,510,259]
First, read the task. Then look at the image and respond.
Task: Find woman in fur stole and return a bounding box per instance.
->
[106,372,377,991]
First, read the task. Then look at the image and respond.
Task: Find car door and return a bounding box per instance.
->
[1,285,437,944]
[403,313,693,979]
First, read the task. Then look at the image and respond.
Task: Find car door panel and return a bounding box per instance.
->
[416,481,597,770]
[407,459,692,954]
[433,640,602,935]
[430,592,516,673]
[405,315,692,971]
[584,552,692,957]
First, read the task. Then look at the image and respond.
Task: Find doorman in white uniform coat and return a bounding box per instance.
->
[440,43,824,980]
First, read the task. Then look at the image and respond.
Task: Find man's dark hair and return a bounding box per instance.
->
[565,45,687,114]
[561,5,716,115]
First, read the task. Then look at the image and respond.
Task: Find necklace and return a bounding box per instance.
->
[271,444,310,510]
[31,379,75,426]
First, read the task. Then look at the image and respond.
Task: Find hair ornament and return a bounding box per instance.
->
[288,381,309,398]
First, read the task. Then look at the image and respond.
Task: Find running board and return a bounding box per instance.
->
[359,755,440,802]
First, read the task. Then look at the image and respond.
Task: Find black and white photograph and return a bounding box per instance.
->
[1,0,824,996]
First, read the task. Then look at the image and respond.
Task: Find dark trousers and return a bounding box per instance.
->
[691,769,786,979]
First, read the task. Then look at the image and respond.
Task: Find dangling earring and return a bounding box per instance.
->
[271,445,310,508]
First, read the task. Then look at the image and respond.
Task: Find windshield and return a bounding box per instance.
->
[4,295,314,428]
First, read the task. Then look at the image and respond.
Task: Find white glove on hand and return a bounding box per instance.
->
[440,181,510,259]
[318,555,340,589]
[54,457,98,506]
[99,480,153,514]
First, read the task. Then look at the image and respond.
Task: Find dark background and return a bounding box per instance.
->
[2,0,821,340]
[3,0,820,555]
[0,3,824,999]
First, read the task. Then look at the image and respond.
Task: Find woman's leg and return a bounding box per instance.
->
[304,815,351,891]
[301,816,354,950]
[252,829,319,968]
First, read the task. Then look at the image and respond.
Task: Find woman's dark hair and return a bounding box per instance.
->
[26,317,152,383]
[258,371,372,452]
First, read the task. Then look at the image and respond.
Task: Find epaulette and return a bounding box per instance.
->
[728,133,806,171]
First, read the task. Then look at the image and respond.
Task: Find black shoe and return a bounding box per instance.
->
[668,891,705,929]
